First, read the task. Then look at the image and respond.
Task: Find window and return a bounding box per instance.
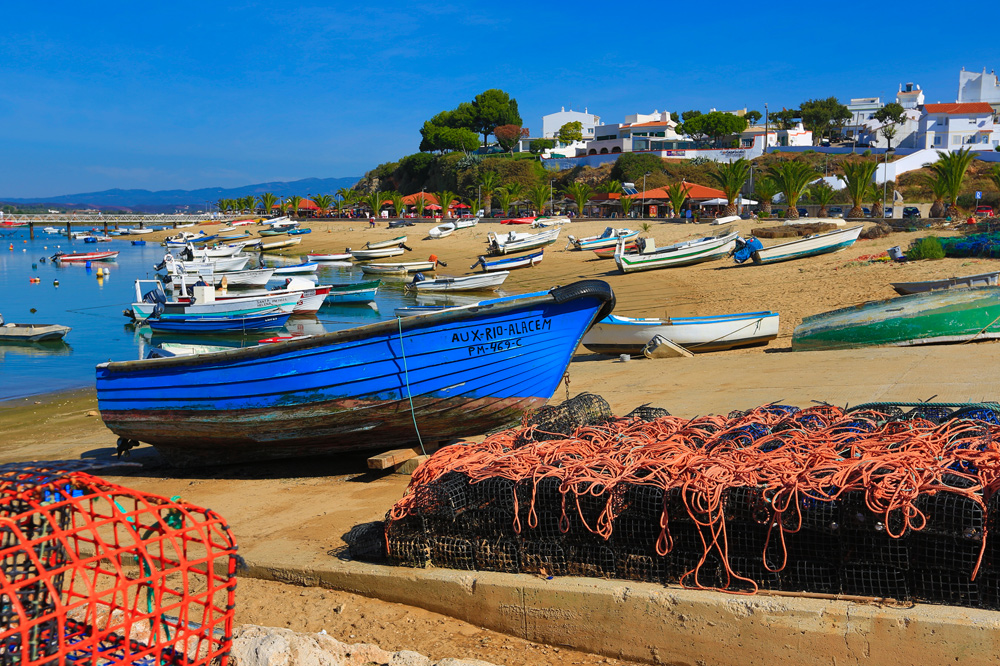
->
[933,136,942,146]
[936,117,945,126]
[952,135,961,145]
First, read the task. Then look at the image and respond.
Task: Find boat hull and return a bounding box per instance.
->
[891,271,1000,295]
[583,312,779,354]
[0,324,72,342]
[615,233,737,273]
[96,281,615,464]
[146,312,291,333]
[792,287,1000,351]
[324,280,381,303]
[751,225,863,265]
[351,247,405,260]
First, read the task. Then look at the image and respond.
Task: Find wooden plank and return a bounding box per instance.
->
[367,443,441,470]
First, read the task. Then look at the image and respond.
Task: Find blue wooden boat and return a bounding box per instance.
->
[84,236,98,243]
[287,228,312,235]
[145,311,291,333]
[131,240,147,246]
[324,279,380,303]
[95,280,615,464]
[471,250,544,272]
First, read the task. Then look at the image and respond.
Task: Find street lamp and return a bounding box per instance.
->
[477,185,481,217]
[641,172,651,218]
[764,102,768,154]
[549,179,555,216]
[881,146,895,219]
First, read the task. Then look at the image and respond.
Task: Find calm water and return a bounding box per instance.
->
[0,228,476,401]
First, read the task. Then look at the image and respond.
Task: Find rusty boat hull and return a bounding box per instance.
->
[96,280,615,465]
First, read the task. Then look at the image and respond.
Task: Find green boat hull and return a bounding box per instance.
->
[792,287,1000,351]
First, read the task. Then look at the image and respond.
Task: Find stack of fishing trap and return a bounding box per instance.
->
[384,395,1000,609]
[0,462,238,666]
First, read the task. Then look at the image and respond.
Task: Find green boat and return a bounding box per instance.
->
[258,229,288,237]
[792,287,1000,351]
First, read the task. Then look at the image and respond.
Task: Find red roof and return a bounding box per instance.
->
[625,121,671,128]
[624,182,725,200]
[924,102,994,115]
[401,192,438,205]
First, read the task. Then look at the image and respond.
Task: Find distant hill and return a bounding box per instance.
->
[0,177,360,212]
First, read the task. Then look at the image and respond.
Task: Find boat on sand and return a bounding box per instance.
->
[582,311,779,355]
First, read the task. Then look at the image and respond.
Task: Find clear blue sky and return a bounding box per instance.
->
[0,1,990,197]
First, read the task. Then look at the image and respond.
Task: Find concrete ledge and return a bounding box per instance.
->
[239,557,1000,665]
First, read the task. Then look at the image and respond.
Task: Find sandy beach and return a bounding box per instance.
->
[5,215,1000,664]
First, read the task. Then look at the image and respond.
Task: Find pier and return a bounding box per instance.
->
[2,213,252,238]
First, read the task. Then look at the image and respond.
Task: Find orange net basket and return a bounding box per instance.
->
[0,464,237,665]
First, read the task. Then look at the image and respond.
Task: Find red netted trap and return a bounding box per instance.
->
[0,464,237,665]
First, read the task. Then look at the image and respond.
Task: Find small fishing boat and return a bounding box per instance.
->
[307,252,353,261]
[131,240,147,246]
[127,280,300,322]
[262,216,292,227]
[710,215,741,226]
[218,232,251,240]
[324,280,380,303]
[146,311,292,333]
[582,311,780,355]
[165,267,276,289]
[159,254,250,273]
[162,231,201,245]
[361,261,436,275]
[287,228,312,235]
[42,227,61,234]
[272,262,319,275]
[428,223,455,239]
[388,219,415,228]
[258,229,288,237]
[486,228,561,255]
[792,287,1000,351]
[569,228,639,251]
[614,231,738,273]
[260,238,303,252]
[408,271,509,292]
[593,242,638,259]
[129,228,155,235]
[0,318,71,342]
[187,277,329,315]
[733,225,864,265]
[471,250,543,272]
[532,216,571,228]
[186,243,247,259]
[95,280,614,464]
[229,219,256,227]
[891,271,1000,296]
[364,236,407,250]
[454,217,480,229]
[52,250,120,263]
[351,246,406,260]
[500,217,535,225]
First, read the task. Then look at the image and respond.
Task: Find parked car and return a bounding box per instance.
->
[827,206,844,218]
[902,207,921,219]
[862,207,872,217]
[976,206,995,217]
[884,207,894,218]
[796,207,810,217]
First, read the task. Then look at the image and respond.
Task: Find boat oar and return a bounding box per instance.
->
[400,243,413,252]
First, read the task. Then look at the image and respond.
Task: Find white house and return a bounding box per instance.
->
[542,107,600,140]
[917,102,998,150]
[739,122,813,148]
[583,111,691,155]
[897,82,925,110]
[844,97,883,142]
[958,68,1000,110]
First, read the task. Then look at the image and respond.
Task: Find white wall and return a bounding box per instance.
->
[542,109,600,139]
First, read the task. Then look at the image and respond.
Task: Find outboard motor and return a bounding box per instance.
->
[410,272,426,285]
[732,237,763,264]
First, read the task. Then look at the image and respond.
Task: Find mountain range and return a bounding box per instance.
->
[0,177,360,213]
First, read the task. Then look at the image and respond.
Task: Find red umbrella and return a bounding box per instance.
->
[425,204,442,210]
[453,202,470,208]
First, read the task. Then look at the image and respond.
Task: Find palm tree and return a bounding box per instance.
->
[562,182,593,218]
[414,192,428,218]
[868,184,883,219]
[479,171,501,215]
[363,191,387,219]
[258,192,279,216]
[708,158,751,216]
[312,194,334,217]
[620,195,636,218]
[388,191,406,219]
[493,186,514,218]
[924,174,949,218]
[504,183,525,215]
[215,198,228,214]
[753,177,779,218]
[287,195,303,217]
[927,147,976,216]
[769,161,816,220]
[598,180,622,194]
[241,195,255,213]
[527,184,550,216]
[665,182,687,218]
[811,181,836,217]
[840,160,878,219]
[278,198,290,215]
[436,190,457,218]
[989,164,1000,194]
[335,190,356,217]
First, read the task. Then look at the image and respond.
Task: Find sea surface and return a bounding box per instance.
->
[0,227,476,401]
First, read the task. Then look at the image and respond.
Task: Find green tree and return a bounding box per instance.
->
[562,182,593,218]
[745,110,762,126]
[335,189,355,217]
[257,192,279,216]
[287,195,303,217]
[868,183,883,219]
[708,158,751,216]
[529,138,555,155]
[215,198,228,213]
[810,181,835,217]
[770,108,799,130]
[598,180,622,195]
[312,194,334,216]
[388,191,406,218]
[925,174,949,218]
[363,192,386,219]
[769,161,816,219]
[493,186,514,217]
[799,97,852,144]
[494,124,523,153]
[504,182,525,208]
[989,164,1000,195]
[436,190,457,218]
[478,171,501,214]
[471,89,522,146]
[278,198,290,215]
[926,147,977,216]
[414,193,428,218]
[682,112,748,147]
[557,121,583,143]
[841,160,879,218]
[753,177,779,217]
[620,195,635,217]
[609,153,665,184]
[665,182,688,218]
[526,183,550,215]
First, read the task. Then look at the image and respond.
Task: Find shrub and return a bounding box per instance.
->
[906,236,945,260]
[862,149,872,157]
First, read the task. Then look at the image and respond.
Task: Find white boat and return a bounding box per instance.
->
[891,271,1000,296]
[351,246,406,260]
[0,319,71,342]
[129,228,155,235]
[569,228,638,251]
[428,223,456,239]
[230,219,256,227]
[159,253,250,273]
[271,262,319,275]
[364,236,408,250]
[307,252,353,261]
[486,227,561,255]
[161,231,201,246]
[186,243,246,258]
[42,227,62,234]
[260,237,303,252]
[128,280,299,322]
[165,266,276,289]
[614,231,738,274]
[361,261,437,275]
[261,216,290,226]
[454,217,480,229]
[710,215,741,226]
[200,277,329,314]
[407,271,509,292]
[532,216,571,228]
[733,225,863,266]
[582,311,780,355]
[471,250,543,272]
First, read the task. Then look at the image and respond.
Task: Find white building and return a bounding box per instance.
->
[897,82,924,109]
[739,122,813,148]
[958,68,1000,110]
[844,97,882,142]
[917,103,998,150]
[583,111,691,155]
[542,107,600,140]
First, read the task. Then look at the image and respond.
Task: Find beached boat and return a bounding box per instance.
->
[428,223,455,239]
[324,280,380,303]
[486,228,561,255]
[569,228,639,251]
[218,232,251,241]
[710,215,741,226]
[165,233,218,248]
[129,228,155,235]
[471,250,543,272]
[0,319,71,342]
[361,261,436,275]
[260,238,302,252]
[792,287,1000,351]
[364,236,407,250]
[287,228,312,235]
[351,246,406,260]
[454,217,479,229]
[532,216,571,228]
[891,271,1000,296]
[229,219,256,227]
[95,280,615,465]
[165,267,275,289]
[582,311,779,355]
[258,229,288,237]
[146,311,291,334]
[593,242,638,259]
[408,271,509,292]
[52,250,120,263]
[733,225,863,265]
[128,280,299,322]
[614,231,738,274]
[307,252,353,261]
[388,220,415,228]
[272,261,319,275]
[500,217,535,225]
